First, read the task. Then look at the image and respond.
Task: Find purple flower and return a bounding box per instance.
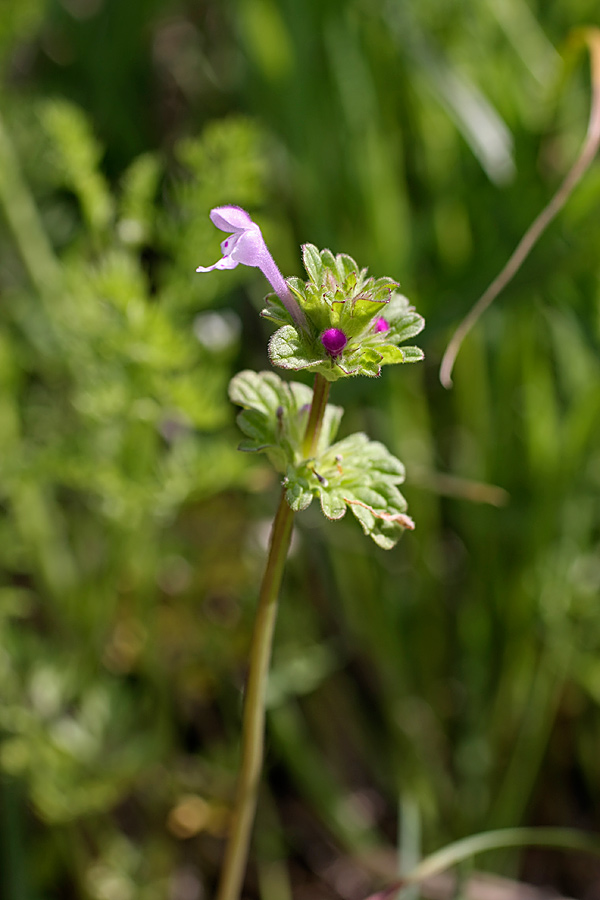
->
[196,206,268,272]
[321,328,347,357]
[374,317,390,333]
[196,206,307,331]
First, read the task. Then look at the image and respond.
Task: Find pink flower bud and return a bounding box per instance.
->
[321,328,347,357]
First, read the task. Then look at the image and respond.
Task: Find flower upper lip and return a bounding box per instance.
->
[209,206,253,230]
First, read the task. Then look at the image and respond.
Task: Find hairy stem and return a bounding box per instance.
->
[217,373,331,900]
[216,489,294,900]
[302,373,330,459]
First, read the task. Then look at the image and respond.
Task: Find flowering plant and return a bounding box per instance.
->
[263,243,424,379]
[198,206,424,547]
[196,205,424,900]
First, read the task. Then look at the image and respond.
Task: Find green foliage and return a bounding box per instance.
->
[0,106,263,534]
[0,660,163,823]
[1,0,600,897]
[0,98,268,886]
[0,0,44,59]
[162,117,268,311]
[263,244,424,379]
[42,98,114,235]
[229,369,343,470]
[286,433,413,549]
[229,370,413,547]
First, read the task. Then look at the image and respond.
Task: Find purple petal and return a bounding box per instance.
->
[228,227,267,267]
[196,256,239,272]
[210,205,254,232]
[374,317,390,333]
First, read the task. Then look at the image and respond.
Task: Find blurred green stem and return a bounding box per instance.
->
[368,828,600,900]
[217,374,330,900]
[398,794,421,900]
[0,778,29,900]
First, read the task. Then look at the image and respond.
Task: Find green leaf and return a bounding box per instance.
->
[268,326,344,380]
[260,293,295,327]
[229,369,290,416]
[319,487,346,520]
[302,244,324,285]
[286,277,308,301]
[301,283,332,331]
[229,370,343,470]
[335,252,360,282]
[355,348,385,377]
[284,470,314,511]
[236,408,272,442]
[390,313,425,343]
[341,296,389,337]
[284,431,414,548]
[378,344,425,364]
[268,326,315,372]
[386,292,425,340]
[399,346,425,363]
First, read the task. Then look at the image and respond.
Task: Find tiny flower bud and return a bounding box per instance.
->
[374,317,390,333]
[321,328,348,357]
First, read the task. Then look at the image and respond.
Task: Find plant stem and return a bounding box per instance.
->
[217,372,331,900]
[302,373,330,459]
[439,27,600,388]
[216,489,293,900]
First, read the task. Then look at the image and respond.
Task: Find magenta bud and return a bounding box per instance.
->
[321,328,348,357]
[374,317,390,333]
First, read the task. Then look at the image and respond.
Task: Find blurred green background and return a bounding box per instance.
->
[0,1,599,898]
